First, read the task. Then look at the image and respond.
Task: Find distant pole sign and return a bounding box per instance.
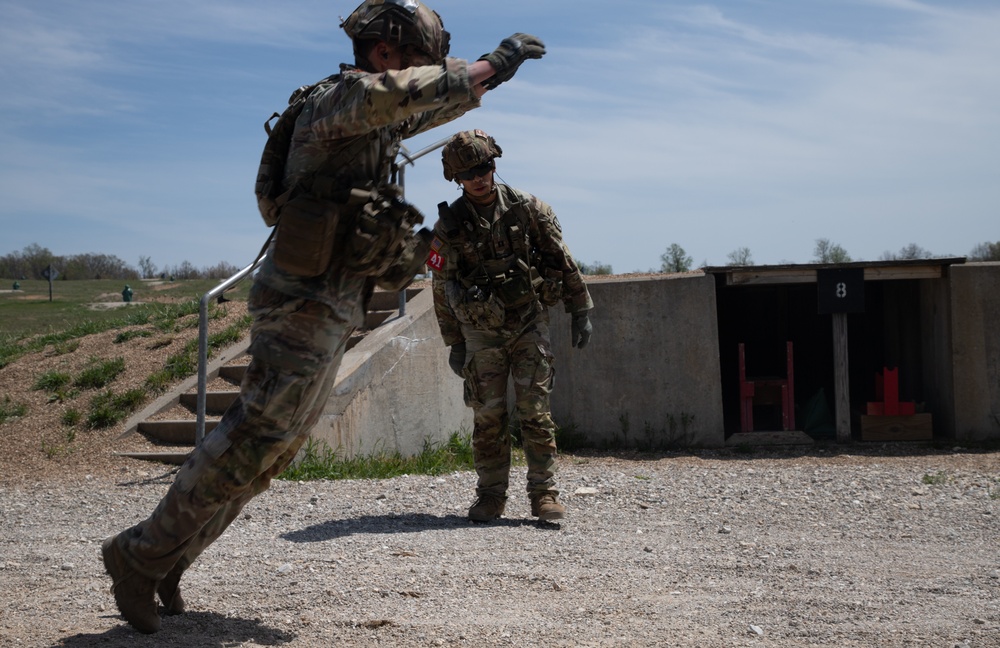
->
[42,264,58,302]
[817,268,864,314]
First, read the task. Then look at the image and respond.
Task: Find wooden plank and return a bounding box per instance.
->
[832,313,851,443]
[863,266,942,281]
[726,269,817,286]
[861,414,933,441]
[720,262,947,286]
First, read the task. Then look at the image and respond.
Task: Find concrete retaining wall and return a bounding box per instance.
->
[308,288,471,458]
[548,273,726,448]
[314,263,1000,458]
[949,262,1000,442]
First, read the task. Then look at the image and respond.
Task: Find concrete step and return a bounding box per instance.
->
[138,419,217,445]
[219,365,246,383]
[124,286,426,465]
[114,450,191,466]
[179,390,239,415]
[365,310,392,329]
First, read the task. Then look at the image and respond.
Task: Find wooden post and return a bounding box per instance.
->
[832,313,851,443]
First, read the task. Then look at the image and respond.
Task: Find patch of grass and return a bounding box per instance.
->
[86,388,147,429]
[0,396,28,424]
[74,357,126,390]
[114,329,153,344]
[279,432,476,481]
[42,440,69,459]
[922,470,949,486]
[0,281,250,368]
[49,339,81,356]
[555,422,590,452]
[144,314,252,394]
[61,408,83,427]
[33,370,72,392]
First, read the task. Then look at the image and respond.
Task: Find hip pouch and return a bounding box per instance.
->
[494,271,537,309]
[272,194,342,277]
[537,267,564,307]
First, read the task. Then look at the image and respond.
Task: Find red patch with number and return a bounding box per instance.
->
[427,237,445,271]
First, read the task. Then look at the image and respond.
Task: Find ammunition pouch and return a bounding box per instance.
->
[537,266,564,307]
[493,269,537,309]
[445,280,505,329]
[342,189,426,277]
[272,194,343,277]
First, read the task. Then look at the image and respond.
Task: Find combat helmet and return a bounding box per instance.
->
[441,130,503,182]
[341,0,450,64]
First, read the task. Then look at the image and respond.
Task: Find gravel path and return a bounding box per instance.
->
[2,447,998,647]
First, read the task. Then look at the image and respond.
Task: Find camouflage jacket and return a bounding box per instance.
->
[431,184,593,346]
[256,59,480,328]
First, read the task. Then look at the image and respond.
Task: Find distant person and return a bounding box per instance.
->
[101,1,545,634]
[429,130,592,523]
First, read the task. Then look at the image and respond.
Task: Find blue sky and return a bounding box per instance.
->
[1,0,997,274]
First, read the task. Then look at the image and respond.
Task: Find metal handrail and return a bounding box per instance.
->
[195,136,451,445]
[195,254,265,445]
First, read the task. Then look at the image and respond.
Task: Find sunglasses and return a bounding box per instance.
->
[456,162,494,181]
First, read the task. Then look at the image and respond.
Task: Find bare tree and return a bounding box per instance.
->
[575,259,613,275]
[138,256,157,279]
[813,238,852,263]
[726,247,753,266]
[969,241,1000,261]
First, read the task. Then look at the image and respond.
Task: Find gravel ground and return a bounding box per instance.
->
[1,288,999,647]
[1,447,999,647]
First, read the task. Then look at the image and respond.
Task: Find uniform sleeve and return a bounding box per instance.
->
[430,221,465,346]
[528,194,594,314]
[309,59,479,140]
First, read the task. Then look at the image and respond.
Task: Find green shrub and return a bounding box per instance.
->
[33,371,72,392]
[0,396,28,424]
[114,329,153,344]
[74,357,125,390]
[61,408,83,426]
[86,388,147,429]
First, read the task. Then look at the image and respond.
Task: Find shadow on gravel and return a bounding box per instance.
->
[282,513,560,543]
[53,611,295,647]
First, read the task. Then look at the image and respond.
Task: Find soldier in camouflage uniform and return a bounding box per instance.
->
[101,1,546,634]
[429,130,593,523]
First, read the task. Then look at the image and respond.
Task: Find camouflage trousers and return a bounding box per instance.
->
[115,282,354,580]
[461,311,559,499]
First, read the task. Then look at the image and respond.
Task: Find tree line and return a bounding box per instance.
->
[577,239,1000,275]
[0,244,240,281]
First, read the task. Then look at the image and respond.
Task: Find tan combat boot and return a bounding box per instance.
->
[101,536,161,634]
[468,493,506,522]
[157,564,185,615]
[530,493,566,521]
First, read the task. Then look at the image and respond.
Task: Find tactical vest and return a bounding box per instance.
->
[264,72,422,279]
[437,185,542,311]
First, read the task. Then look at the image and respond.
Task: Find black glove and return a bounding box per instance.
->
[571,312,592,349]
[478,33,546,90]
[448,342,466,377]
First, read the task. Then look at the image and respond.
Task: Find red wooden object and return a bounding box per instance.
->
[866,367,915,416]
[738,342,795,433]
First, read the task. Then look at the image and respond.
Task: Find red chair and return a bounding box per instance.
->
[738,342,795,432]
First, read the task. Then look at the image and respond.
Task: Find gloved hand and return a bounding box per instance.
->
[448,342,467,377]
[571,312,592,349]
[478,33,546,90]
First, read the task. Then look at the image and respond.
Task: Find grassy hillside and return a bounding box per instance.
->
[0,278,250,339]
[0,278,251,369]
